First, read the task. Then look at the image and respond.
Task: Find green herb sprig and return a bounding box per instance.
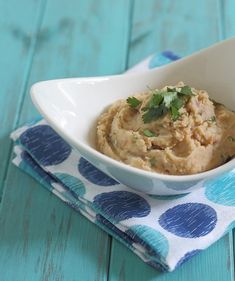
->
[141,85,193,123]
[126,97,141,108]
[143,129,156,137]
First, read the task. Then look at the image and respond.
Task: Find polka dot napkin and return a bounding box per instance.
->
[11,52,235,272]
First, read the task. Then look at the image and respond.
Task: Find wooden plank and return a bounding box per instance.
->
[109,236,231,281]
[108,0,233,280]
[0,0,131,280]
[0,0,43,198]
[128,0,223,67]
[223,0,235,38]
[0,168,111,281]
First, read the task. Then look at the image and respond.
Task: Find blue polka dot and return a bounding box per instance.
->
[20,125,71,166]
[20,151,55,187]
[205,173,235,206]
[78,157,119,186]
[161,51,180,61]
[93,191,150,222]
[126,225,169,258]
[54,173,85,197]
[176,250,201,268]
[149,51,180,69]
[159,203,217,238]
[96,214,133,245]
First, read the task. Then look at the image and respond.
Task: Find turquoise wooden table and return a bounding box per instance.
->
[0,0,235,280]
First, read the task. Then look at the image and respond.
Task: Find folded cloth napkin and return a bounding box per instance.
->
[11,52,235,272]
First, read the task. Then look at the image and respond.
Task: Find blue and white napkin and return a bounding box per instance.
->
[11,52,235,272]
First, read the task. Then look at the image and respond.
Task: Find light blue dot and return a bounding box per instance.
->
[205,172,235,206]
[159,203,217,238]
[54,173,85,197]
[126,225,169,258]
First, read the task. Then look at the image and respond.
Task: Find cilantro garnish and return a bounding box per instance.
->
[170,106,180,121]
[143,103,167,123]
[180,85,193,96]
[126,97,141,108]
[126,85,193,122]
[141,85,193,123]
[143,129,156,137]
[163,91,178,108]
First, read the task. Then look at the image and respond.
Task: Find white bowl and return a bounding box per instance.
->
[31,38,235,195]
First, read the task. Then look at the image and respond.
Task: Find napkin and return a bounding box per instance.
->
[11,52,235,272]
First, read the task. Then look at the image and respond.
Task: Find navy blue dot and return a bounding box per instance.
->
[78,157,119,186]
[159,203,217,238]
[93,191,151,222]
[20,125,71,166]
[161,50,180,61]
[176,250,201,268]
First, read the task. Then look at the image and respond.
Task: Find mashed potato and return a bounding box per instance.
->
[96,82,235,175]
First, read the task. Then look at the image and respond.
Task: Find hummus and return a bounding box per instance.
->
[96,82,235,175]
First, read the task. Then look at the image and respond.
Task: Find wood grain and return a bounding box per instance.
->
[0,0,44,198]
[0,0,131,280]
[109,235,232,281]
[0,0,235,280]
[128,0,223,67]
[223,0,235,38]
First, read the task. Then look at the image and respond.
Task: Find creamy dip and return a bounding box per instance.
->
[96,82,235,175]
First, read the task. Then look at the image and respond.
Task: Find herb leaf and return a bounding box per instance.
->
[171,97,184,109]
[148,93,164,108]
[127,97,141,108]
[170,106,180,121]
[143,103,167,123]
[180,85,193,96]
[143,129,156,137]
[163,91,177,108]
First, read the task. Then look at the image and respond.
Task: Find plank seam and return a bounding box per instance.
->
[106,235,113,281]
[0,0,48,204]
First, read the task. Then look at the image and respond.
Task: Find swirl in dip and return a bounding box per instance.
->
[96,82,235,175]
